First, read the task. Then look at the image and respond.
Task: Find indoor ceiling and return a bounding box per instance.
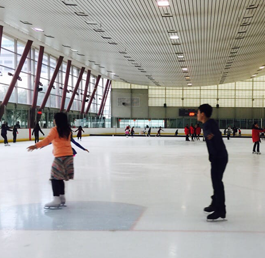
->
[0,0,265,87]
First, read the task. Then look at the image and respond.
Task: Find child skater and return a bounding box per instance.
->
[32,122,45,143]
[197,104,228,221]
[156,126,163,137]
[75,126,84,140]
[184,124,190,141]
[27,113,74,209]
[196,124,201,140]
[1,122,12,146]
[131,126,135,137]
[252,122,265,154]
[190,124,195,141]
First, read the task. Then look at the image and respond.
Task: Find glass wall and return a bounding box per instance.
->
[112,77,265,108]
[0,33,111,127]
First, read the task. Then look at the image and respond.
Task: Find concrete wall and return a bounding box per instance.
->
[111,89,265,120]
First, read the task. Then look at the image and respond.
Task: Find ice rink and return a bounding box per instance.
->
[1,136,265,257]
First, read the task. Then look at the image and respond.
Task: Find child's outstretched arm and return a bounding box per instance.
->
[71,138,89,152]
[27,128,56,151]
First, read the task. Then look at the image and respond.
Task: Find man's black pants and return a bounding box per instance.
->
[210,156,228,213]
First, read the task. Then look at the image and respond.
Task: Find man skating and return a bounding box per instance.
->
[197,104,228,221]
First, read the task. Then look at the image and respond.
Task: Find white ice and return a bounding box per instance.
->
[0,136,265,258]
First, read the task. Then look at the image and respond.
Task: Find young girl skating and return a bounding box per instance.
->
[27,113,74,209]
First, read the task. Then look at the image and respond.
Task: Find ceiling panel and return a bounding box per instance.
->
[0,0,264,87]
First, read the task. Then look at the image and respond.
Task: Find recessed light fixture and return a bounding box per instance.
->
[172,42,181,46]
[94,28,105,33]
[32,27,44,32]
[259,66,265,69]
[44,34,55,38]
[102,36,112,39]
[187,83,192,86]
[77,53,85,56]
[157,0,170,7]
[20,20,33,25]
[185,76,190,80]
[182,67,188,71]
[62,1,77,6]
[168,29,178,33]
[85,21,97,25]
[170,35,179,40]
[0,6,5,8]
[124,56,131,58]
[128,59,135,62]
[119,51,127,54]
[108,42,118,45]
[71,49,78,52]
[177,55,184,58]
[252,74,257,77]
[74,11,88,16]
[110,72,115,75]
[88,60,95,62]
[62,45,71,48]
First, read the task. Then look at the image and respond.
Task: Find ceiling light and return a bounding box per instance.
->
[20,20,33,25]
[32,27,44,32]
[71,49,78,52]
[62,1,77,6]
[44,34,55,38]
[0,6,5,8]
[85,21,97,25]
[62,45,71,48]
[102,36,112,39]
[119,51,127,54]
[252,74,257,77]
[182,67,188,71]
[108,41,118,45]
[259,66,265,69]
[110,72,115,75]
[157,0,170,7]
[177,55,184,58]
[77,53,85,56]
[187,83,192,86]
[94,28,105,33]
[74,12,88,16]
[170,35,179,40]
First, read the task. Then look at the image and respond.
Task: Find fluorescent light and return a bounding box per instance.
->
[110,72,115,75]
[252,74,257,77]
[170,35,179,40]
[187,83,192,86]
[157,0,170,7]
[260,66,265,69]
[71,49,78,52]
[177,55,184,58]
[32,27,44,32]
[182,67,188,71]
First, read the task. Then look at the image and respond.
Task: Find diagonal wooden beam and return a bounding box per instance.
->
[85,75,101,114]
[60,60,72,112]
[81,70,91,114]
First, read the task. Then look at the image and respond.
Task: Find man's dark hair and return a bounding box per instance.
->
[198,104,213,118]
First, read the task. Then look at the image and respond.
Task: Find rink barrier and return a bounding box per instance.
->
[0,128,254,143]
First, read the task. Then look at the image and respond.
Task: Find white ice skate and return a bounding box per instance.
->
[44,197,61,209]
[60,195,67,207]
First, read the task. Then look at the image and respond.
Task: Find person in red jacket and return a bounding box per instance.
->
[184,124,190,141]
[195,124,202,140]
[252,122,265,154]
[190,124,195,141]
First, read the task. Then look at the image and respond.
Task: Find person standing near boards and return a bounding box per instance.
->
[156,126,163,137]
[27,113,74,209]
[195,124,201,140]
[147,127,152,137]
[32,123,45,143]
[184,124,190,141]
[190,124,195,141]
[252,122,265,154]
[75,126,85,140]
[197,104,228,221]
[12,123,19,143]
[131,126,135,137]
[1,122,12,146]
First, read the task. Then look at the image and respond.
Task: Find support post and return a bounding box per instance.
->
[66,67,85,112]
[0,40,33,120]
[98,79,110,116]
[0,25,3,54]
[29,46,44,128]
[100,80,111,116]
[60,60,71,112]
[40,56,63,110]
[85,75,101,114]
[81,70,91,114]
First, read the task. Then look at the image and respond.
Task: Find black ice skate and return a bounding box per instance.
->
[207,211,226,222]
[204,205,215,213]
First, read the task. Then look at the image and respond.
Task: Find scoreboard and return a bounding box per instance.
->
[179,109,197,117]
